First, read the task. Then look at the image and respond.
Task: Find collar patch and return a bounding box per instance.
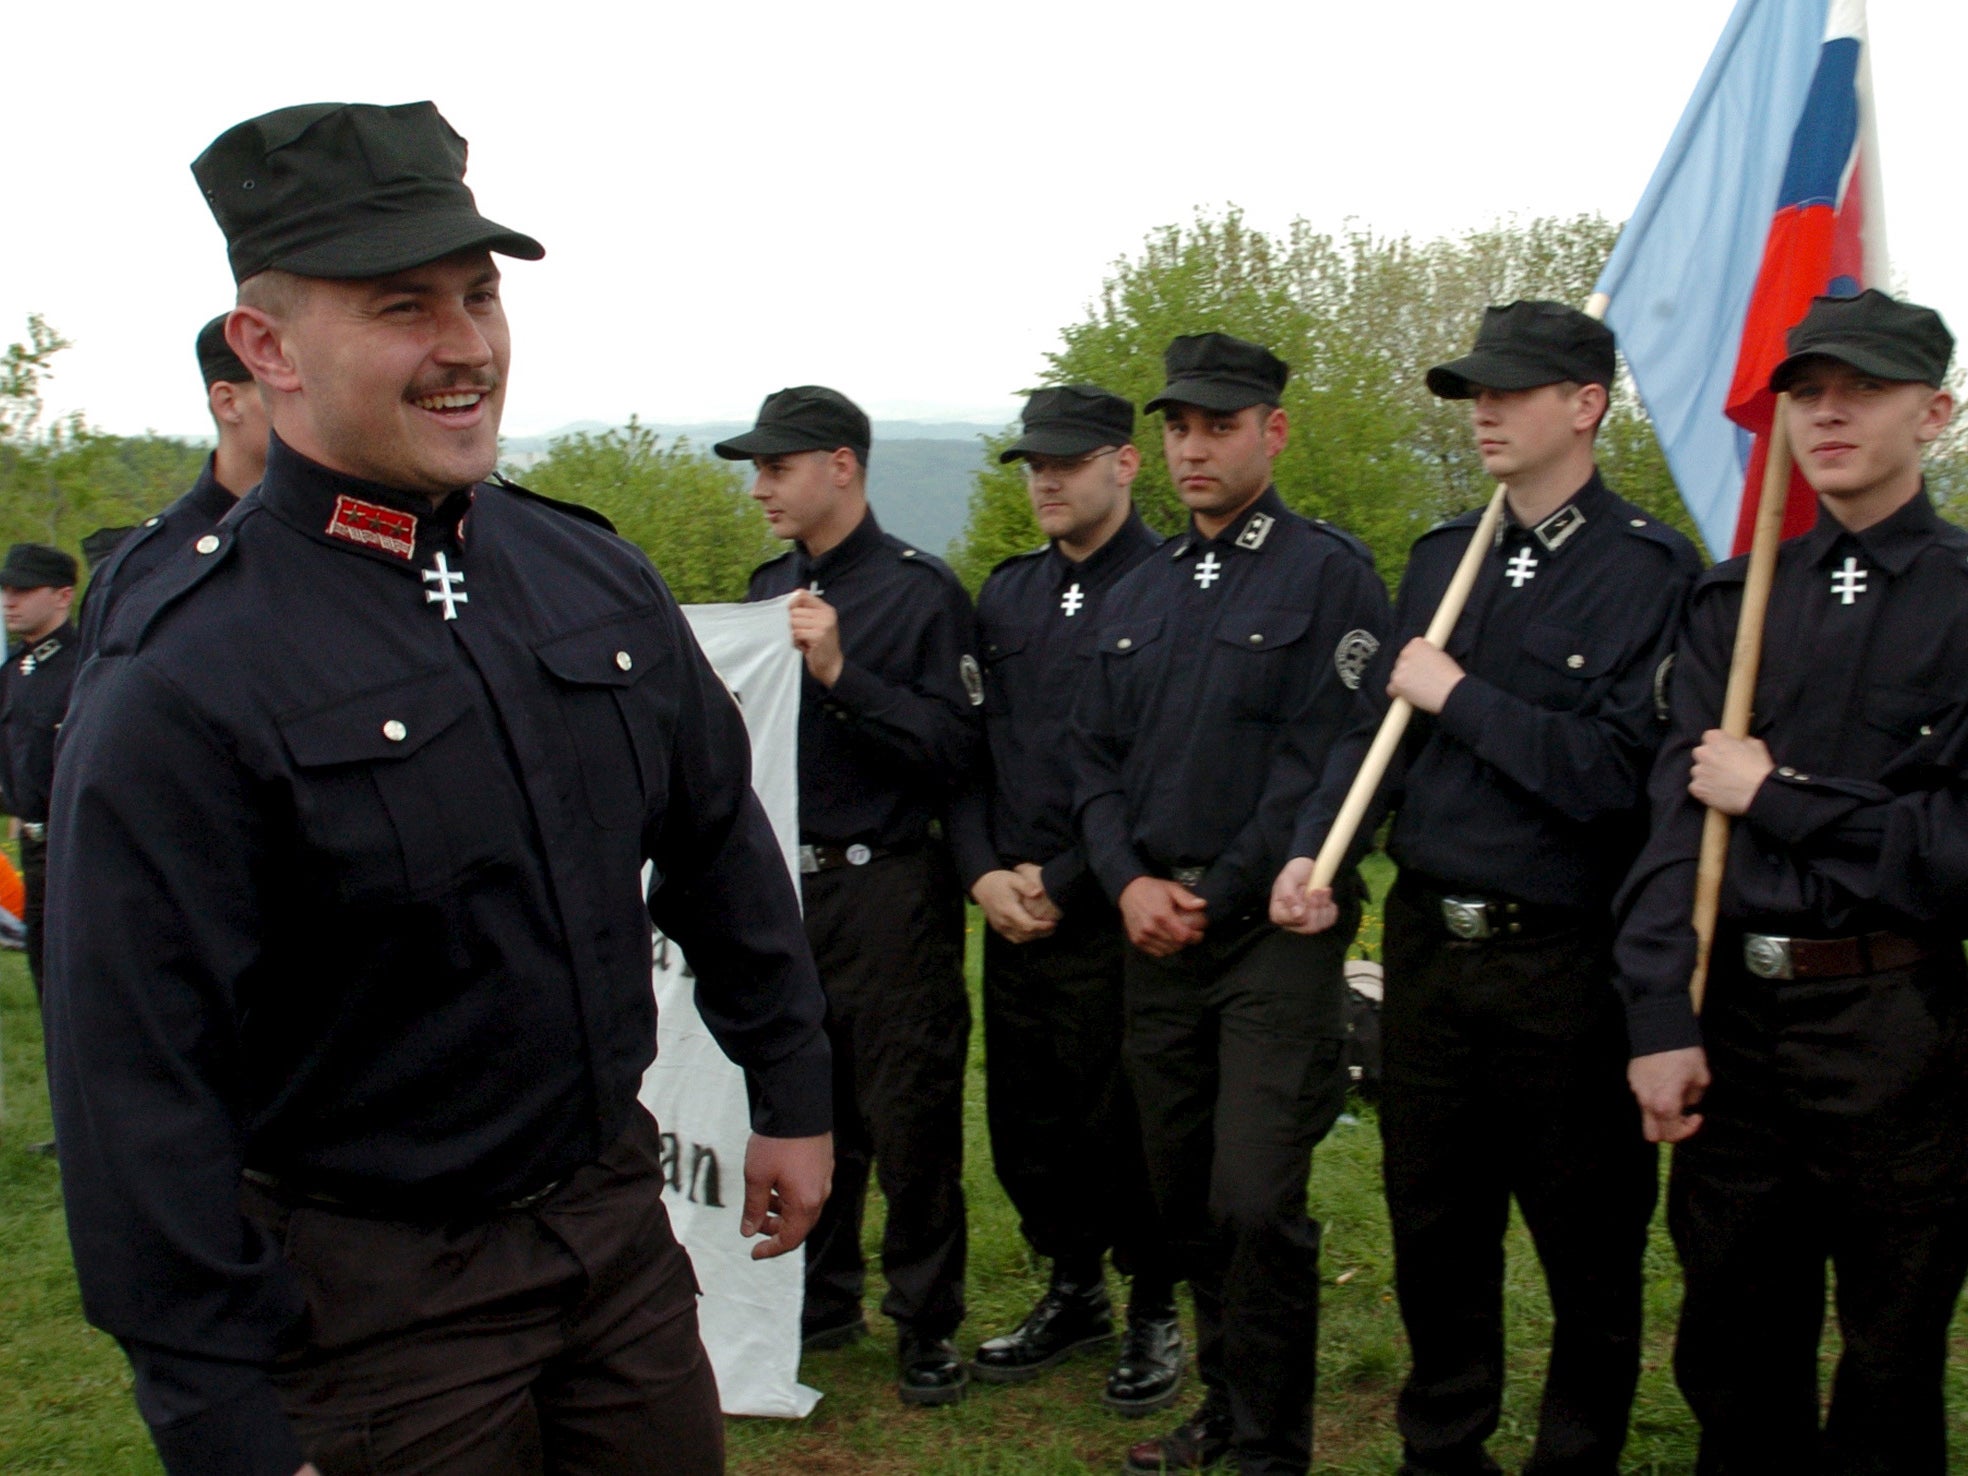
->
[327,495,417,561]
[1533,503,1586,552]
[1235,512,1275,551]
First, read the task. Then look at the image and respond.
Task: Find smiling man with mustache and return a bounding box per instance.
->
[43,101,832,1476]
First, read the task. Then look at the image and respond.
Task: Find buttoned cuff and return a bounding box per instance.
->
[1624,994,1703,1058]
[1744,767,1862,847]
[819,660,890,719]
[746,1038,835,1138]
[131,1349,303,1476]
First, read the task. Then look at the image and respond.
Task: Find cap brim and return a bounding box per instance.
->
[712,426,844,460]
[1425,351,1567,400]
[1769,342,1935,393]
[1143,378,1270,414]
[0,573,61,589]
[270,210,545,281]
[997,425,1121,463]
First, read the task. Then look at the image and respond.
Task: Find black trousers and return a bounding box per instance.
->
[20,830,46,1001]
[1380,880,1657,1476]
[244,1109,722,1476]
[984,903,1169,1296]
[1124,909,1354,1476]
[799,846,969,1338]
[1671,942,1968,1476]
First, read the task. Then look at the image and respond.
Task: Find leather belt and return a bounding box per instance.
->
[1740,929,1937,982]
[241,1167,566,1219]
[799,842,890,875]
[19,822,46,842]
[1403,878,1586,942]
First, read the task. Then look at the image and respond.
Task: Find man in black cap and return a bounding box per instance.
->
[947,386,1180,1412]
[725,387,982,1406]
[45,101,832,1476]
[1273,300,1701,1476]
[77,315,270,658]
[1073,332,1389,1476]
[1618,290,1968,1473]
[0,542,80,1007]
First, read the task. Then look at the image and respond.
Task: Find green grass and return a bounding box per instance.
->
[4,857,1966,1473]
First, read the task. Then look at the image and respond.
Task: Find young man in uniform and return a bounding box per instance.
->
[1619,290,1968,1474]
[728,389,983,1406]
[1074,332,1390,1476]
[1274,301,1702,1476]
[949,386,1180,1412]
[0,541,80,1060]
[78,314,270,657]
[46,101,833,1476]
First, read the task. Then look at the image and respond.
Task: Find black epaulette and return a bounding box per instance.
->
[1414,506,1488,545]
[1611,505,1704,569]
[118,511,242,652]
[986,542,1050,580]
[489,476,616,534]
[1311,518,1377,567]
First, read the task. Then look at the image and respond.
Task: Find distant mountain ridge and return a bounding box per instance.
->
[502,419,1006,560]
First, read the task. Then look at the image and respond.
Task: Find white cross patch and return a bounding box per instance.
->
[1061,582,1085,616]
[1505,549,1539,588]
[423,552,468,620]
[1194,552,1222,589]
[1831,556,1868,605]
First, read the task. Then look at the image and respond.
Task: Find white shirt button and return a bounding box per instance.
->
[195,534,221,554]
[382,720,407,742]
[615,650,633,671]
[1566,654,1585,669]
[1117,637,1133,650]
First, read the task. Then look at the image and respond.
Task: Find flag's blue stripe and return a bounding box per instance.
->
[1776,37,1861,210]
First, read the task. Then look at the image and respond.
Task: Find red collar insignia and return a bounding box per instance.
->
[326,495,417,561]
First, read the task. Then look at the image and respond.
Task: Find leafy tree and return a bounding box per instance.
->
[952,211,1695,594]
[509,418,775,604]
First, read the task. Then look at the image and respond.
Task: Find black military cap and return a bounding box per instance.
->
[196,314,250,387]
[1145,333,1289,414]
[192,101,545,284]
[1427,301,1616,400]
[0,543,79,590]
[713,386,872,462]
[1770,289,1955,392]
[998,384,1135,462]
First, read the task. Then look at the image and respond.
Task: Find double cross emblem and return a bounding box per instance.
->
[423,552,468,620]
[1830,556,1868,606]
[1504,548,1539,589]
[1060,581,1085,617]
[1193,552,1222,589]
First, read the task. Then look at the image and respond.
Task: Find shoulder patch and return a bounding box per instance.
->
[490,477,617,533]
[1334,629,1380,690]
[960,654,984,706]
[1653,653,1675,723]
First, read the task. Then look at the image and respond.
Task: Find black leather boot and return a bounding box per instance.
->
[969,1279,1115,1383]
[1103,1306,1184,1415]
[1122,1394,1232,1472]
[897,1328,968,1406]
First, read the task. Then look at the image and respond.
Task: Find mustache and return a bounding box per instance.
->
[405,374,500,399]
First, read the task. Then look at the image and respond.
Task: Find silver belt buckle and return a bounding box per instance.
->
[1171,865,1206,887]
[1743,933,1794,980]
[798,844,820,875]
[20,822,45,842]
[1441,897,1492,941]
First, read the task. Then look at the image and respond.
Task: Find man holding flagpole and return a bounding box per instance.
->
[1617,290,1968,1474]
[1273,302,1700,1476]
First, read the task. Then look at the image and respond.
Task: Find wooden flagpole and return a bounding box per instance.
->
[1686,396,1793,1012]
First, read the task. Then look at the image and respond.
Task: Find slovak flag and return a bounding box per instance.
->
[1591,0,1886,558]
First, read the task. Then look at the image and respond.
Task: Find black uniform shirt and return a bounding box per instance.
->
[77,453,241,661]
[1293,473,1703,910]
[1616,488,1968,1055]
[1074,487,1391,921]
[46,435,831,1476]
[748,509,982,848]
[0,614,80,822]
[0,619,79,823]
[950,512,1162,905]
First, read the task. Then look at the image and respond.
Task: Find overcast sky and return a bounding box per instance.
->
[6,1,1961,441]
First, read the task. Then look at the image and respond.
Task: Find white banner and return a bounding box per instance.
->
[639,596,819,1418]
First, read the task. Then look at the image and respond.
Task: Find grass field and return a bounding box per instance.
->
[4,862,1967,1473]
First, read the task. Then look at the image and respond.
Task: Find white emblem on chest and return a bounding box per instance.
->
[1830,557,1868,605]
[1061,582,1085,616]
[1194,552,1222,589]
[423,552,468,619]
[1504,549,1539,588]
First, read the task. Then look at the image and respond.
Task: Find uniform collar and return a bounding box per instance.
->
[1048,509,1157,583]
[187,455,242,526]
[1170,485,1287,560]
[1496,471,1607,558]
[1798,484,1941,577]
[257,433,474,573]
[799,507,886,585]
[14,621,75,669]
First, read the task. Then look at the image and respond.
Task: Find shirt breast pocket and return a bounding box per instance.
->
[979,628,1030,718]
[534,609,677,830]
[1863,682,1956,766]
[1518,621,1616,712]
[1096,615,1166,724]
[278,667,522,906]
[1212,606,1315,721]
